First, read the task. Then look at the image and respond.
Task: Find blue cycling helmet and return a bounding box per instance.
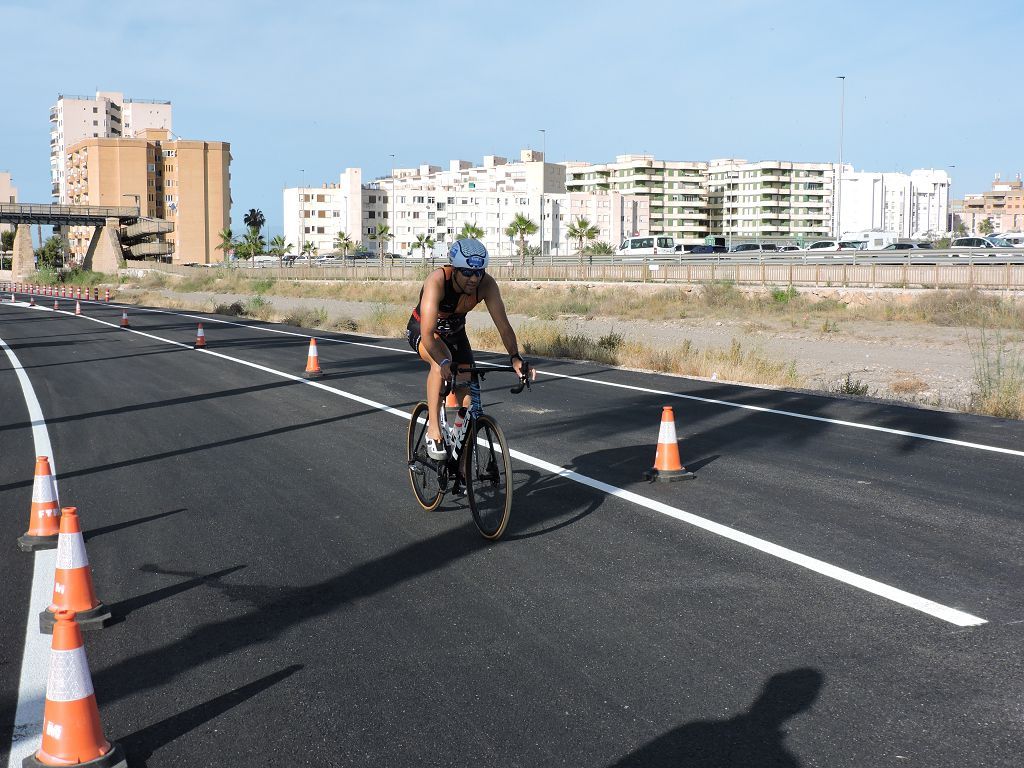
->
[448,238,489,270]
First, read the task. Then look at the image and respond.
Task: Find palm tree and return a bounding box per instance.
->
[413,233,435,260]
[978,218,994,236]
[301,240,318,259]
[504,214,538,267]
[370,223,393,265]
[243,208,266,235]
[238,227,265,262]
[583,240,614,255]
[333,231,355,261]
[458,222,484,240]
[567,217,601,261]
[215,227,236,264]
[269,234,293,266]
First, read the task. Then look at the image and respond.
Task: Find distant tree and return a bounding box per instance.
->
[215,227,236,264]
[568,216,601,262]
[955,222,968,237]
[370,223,393,264]
[237,227,265,262]
[300,240,318,258]
[458,222,484,240]
[414,233,435,259]
[1,230,15,252]
[243,208,266,235]
[582,240,615,255]
[333,231,355,260]
[978,218,994,236]
[932,236,951,249]
[504,214,538,266]
[34,235,64,268]
[269,234,293,265]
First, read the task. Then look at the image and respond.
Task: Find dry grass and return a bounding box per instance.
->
[969,329,1024,419]
[889,375,930,395]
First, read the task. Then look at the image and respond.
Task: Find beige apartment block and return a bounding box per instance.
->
[961,175,1024,233]
[50,91,172,203]
[0,171,17,238]
[707,159,834,245]
[565,155,708,246]
[567,192,649,248]
[64,128,230,264]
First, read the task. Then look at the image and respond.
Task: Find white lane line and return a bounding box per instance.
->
[64,296,1024,458]
[8,304,986,627]
[0,335,59,766]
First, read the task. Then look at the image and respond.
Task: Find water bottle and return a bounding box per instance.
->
[453,407,468,444]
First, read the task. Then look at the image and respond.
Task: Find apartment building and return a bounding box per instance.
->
[565,155,708,246]
[707,159,834,245]
[566,191,650,248]
[379,149,568,258]
[282,168,372,256]
[49,91,172,203]
[838,167,951,238]
[0,171,17,238]
[960,175,1024,233]
[64,128,231,263]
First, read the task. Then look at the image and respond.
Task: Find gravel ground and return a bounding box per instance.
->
[126,287,989,412]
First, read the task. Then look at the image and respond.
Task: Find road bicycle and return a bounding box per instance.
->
[407,364,530,540]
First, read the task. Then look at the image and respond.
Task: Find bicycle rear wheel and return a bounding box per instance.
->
[465,414,512,540]
[407,401,444,511]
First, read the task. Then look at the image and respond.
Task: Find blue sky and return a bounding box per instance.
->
[1,0,1018,237]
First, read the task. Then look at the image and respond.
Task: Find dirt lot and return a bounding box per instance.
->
[133,286,992,412]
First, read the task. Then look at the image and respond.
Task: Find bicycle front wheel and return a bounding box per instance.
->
[408,401,444,511]
[465,414,512,540]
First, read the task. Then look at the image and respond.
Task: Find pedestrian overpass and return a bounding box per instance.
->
[0,203,174,278]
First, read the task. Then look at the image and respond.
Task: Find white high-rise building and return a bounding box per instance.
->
[0,170,17,238]
[283,168,373,257]
[49,91,172,203]
[838,166,951,238]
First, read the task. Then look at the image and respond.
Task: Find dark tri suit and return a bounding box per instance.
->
[406,265,482,368]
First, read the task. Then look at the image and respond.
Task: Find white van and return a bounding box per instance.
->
[995,232,1024,248]
[616,235,675,257]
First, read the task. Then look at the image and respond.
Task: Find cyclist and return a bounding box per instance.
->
[407,238,530,460]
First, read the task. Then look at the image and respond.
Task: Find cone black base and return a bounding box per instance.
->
[39,602,113,634]
[303,370,323,379]
[644,467,694,482]
[17,534,58,552]
[24,741,127,768]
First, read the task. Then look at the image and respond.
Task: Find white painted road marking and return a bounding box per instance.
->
[1,302,987,627]
[67,297,1024,458]
[0,334,59,767]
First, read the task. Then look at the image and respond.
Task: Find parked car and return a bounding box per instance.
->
[838,240,867,251]
[951,237,994,249]
[730,243,763,253]
[881,242,933,250]
[776,244,801,252]
[617,235,676,257]
[687,245,729,254]
[805,240,840,252]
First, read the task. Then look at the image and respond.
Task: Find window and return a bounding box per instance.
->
[413,196,424,203]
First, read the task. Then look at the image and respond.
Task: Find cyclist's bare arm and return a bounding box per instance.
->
[481,278,530,379]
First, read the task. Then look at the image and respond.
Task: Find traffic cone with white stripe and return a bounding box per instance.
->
[75,300,82,316]
[40,508,112,633]
[119,310,129,329]
[303,338,323,378]
[30,296,36,306]
[18,456,61,552]
[24,610,127,768]
[194,323,207,349]
[643,406,694,482]
[445,390,459,408]
[53,299,59,311]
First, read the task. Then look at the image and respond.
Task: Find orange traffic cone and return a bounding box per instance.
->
[119,310,129,328]
[40,508,112,633]
[25,611,126,768]
[445,390,459,408]
[30,296,36,306]
[53,299,59,311]
[75,300,82,316]
[303,338,323,378]
[644,406,694,482]
[18,456,61,552]
[194,323,207,349]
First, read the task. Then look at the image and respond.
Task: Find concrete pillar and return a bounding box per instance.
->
[11,224,34,280]
[82,217,125,274]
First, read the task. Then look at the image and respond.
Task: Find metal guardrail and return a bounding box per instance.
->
[124,257,1024,290]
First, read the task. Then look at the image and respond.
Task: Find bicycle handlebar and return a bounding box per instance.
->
[441,363,533,396]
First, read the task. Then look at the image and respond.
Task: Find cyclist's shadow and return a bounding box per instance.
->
[607,668,824,767]
[500,465,606,540]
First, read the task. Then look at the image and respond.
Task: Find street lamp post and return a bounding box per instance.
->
[538,129,546,262]
[947,165,956,234]
[298,169,305,261]
[835,76,846,240]
[389,153,396,260]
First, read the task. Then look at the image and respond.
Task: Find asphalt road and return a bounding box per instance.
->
[1,292,1022,767]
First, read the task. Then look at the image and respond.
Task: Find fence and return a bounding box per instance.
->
[124,257,1024,291]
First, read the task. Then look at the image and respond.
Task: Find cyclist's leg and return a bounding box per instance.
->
[447,331,475,410]
[417,334,452,443]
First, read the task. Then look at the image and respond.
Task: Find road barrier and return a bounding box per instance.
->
[644,406,693,482]
[18,456,61,551]
[40,507,113,634]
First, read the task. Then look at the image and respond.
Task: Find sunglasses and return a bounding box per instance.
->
[456,267,485,278]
